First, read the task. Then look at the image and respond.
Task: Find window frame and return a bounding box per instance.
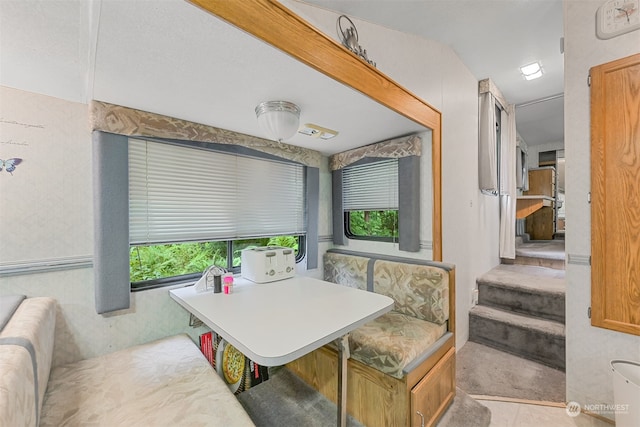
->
[340,157,399,244]
[127,136,309,292]
[333,153,420,251]
[94,125,319,313]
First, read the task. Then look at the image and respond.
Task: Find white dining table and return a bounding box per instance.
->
[169,275,394,427]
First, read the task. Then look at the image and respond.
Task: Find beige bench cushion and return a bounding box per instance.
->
[349,311,447,379]
[40,334,255,427]
[0,297,56,427]
[0,344,37,427]
[373,260,449,324]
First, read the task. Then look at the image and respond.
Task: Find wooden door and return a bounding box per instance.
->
[410,347,455,427]
[591,53,640,336]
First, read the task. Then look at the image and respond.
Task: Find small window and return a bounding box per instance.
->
[342,159,398,242]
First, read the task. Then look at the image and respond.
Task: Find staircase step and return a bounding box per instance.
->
[508,239,566,270]
[504,256,565,270]
[477,264,565,323]
[469,305,565,371]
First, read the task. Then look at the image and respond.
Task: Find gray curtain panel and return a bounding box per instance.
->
[93,131,131,314]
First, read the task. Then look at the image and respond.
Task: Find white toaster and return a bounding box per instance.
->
[240,246,296,283]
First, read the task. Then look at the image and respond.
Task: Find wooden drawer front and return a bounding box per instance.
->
[410,347,455,427]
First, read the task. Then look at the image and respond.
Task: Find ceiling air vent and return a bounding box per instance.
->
[298,123,338,140]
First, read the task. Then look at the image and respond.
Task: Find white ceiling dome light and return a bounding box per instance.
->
[255,101,301,142]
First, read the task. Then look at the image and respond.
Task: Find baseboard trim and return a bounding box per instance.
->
[471,395,615,425]
[470,395,565,407]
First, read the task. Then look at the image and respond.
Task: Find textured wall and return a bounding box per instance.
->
[564,0,640,416]
[0,86,208,366]
[0,86,92,264]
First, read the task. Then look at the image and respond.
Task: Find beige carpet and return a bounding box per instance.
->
[436,388,491,427]
[456,341,566,403]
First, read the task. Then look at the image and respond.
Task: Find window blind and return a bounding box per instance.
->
[129,138,305,245]
[342,159,398,211]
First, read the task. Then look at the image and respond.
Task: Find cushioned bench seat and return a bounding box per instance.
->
[349,311,447,379]
[288,249,456,427]
[40,334,255,426]
[324,252,451,379]
[1,296,255,427]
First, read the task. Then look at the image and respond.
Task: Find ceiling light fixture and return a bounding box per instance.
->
[255,101,301,142]
[520,62,544,81]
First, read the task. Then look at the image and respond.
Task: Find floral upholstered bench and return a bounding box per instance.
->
[287,249,456,427]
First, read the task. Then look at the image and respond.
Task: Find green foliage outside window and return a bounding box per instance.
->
[347,210,398,239]
[129,241,227,282]
[130,236,300,283]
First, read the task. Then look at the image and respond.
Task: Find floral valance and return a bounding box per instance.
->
[89,100,322,168]
[329,134,422,171]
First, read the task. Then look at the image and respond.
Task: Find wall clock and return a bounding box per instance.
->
[596,0,640,39]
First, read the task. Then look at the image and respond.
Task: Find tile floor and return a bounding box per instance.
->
[478,399,614,427]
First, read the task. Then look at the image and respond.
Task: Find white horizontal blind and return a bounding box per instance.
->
[129,139,305,245]
[342,159,398,211]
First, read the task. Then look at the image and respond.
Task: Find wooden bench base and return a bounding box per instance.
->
[287,335,455,427]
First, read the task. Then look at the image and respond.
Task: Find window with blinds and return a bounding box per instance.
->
[342,159,399,240]
[129,138,306,245]
[128,138,306,288]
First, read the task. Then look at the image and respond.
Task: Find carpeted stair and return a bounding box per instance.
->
[469,264,566,371]
[503,238,566,270]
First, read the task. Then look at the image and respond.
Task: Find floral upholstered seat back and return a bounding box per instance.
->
[323,252,369,291]
[373,260,449,325]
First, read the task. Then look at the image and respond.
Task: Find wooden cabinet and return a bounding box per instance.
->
[591,53,640,336]
[525,206,555,240]
[411,347,455,427]
[526,167,555,197]
[524,167,556,240]
[287,337,456,427]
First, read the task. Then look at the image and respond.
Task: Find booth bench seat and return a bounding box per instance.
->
[287,249,456,427]
[350,311,447,379]
[0,296,255,427]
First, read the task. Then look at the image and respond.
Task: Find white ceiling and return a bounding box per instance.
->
[0,0,563,154]
[303,0,566,146]
[0,0,423,156]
